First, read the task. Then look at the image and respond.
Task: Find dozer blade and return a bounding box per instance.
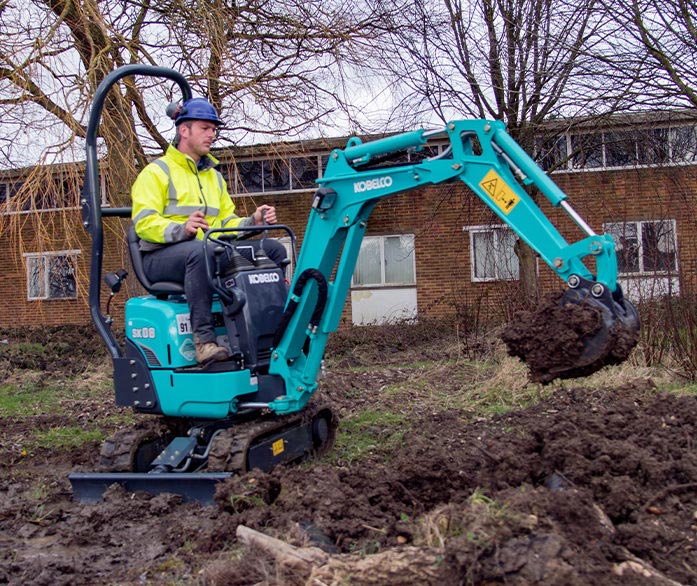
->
[502,278,640,383]
[69,472,232,505]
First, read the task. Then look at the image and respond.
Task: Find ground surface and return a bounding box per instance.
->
[1,324,696,585]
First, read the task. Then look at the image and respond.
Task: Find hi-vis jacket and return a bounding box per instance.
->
[131,145,250,251]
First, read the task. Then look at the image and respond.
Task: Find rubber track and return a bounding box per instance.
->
[207,400,337,473]
[97,398,337,474]
[98,418,181,472]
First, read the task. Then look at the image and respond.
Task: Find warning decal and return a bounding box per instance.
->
[272,439,285,456]
[479,169,520,215]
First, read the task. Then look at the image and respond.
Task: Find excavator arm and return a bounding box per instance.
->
[268,120,638,412]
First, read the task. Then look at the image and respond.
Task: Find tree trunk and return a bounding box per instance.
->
[515,237,539,309]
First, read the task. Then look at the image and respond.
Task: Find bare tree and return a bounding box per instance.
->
[0,0,386,178]
[369,0,610,303]
[0,0,392,309]
[601,0,697,109]
[370,0,611,138]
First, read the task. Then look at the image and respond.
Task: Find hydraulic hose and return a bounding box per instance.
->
[273,269,328,348]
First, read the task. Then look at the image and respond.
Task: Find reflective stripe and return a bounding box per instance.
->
[162,204,220,216]
[164,222,185,243]
[153,158,224,213]
[222,214,241,226]
[152,159,178,207]
[215,170,223,192]
[133,208,159,225]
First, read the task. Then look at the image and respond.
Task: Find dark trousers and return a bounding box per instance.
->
[143,238,287,344]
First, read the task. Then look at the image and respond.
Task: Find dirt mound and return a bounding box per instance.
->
[1,324,695,585]
[0,325,110,373]
[205,381,696,585]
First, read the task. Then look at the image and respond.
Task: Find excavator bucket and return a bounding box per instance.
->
[501,281,640,383]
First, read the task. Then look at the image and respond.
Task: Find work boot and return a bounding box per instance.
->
[195,342,230,365]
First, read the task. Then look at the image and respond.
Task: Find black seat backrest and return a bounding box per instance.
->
[127,225,185,297]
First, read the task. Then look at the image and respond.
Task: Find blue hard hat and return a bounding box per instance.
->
[168,98,223,126]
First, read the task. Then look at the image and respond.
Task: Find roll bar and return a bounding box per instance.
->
[81,65,192,359]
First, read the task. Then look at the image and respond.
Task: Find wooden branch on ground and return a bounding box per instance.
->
[235,525,444,586]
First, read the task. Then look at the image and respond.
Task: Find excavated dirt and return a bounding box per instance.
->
[1,325,697,585]
[502,292,640,383]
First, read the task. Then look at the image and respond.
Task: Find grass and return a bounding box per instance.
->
[656,381,697,395]
[15,341,48,355]
[0,382,64,417]
[32,425,106,450]
[330,409,408,466]
[0,355,125,457]
[3,321,695,471]
[0,358,114,417]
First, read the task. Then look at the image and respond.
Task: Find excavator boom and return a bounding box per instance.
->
[268,120,639,411]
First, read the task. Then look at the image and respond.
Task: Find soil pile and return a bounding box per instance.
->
[209,381,697,585]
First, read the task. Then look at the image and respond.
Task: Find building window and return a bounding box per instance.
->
[604,130,641,167]
[535,134,569,171]
[0,181,24,209]
[353,235,416,287]
[232,156,320,194]
[236,160,278,193]
[638,128,670,165]
[538,124,697,170]
[24,251,79,300]
[670,126,697,162]
[467,225,519,282]
[604,220,677,275]
[570,132,604,169]
[290,156,319,190]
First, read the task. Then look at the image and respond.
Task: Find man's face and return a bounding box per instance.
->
[179,120,218,159]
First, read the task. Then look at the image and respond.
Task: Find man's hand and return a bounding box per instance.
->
[253,204,277,226]
[185,210,209,238]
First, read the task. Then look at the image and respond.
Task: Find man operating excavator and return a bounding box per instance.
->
[131,98,287,365]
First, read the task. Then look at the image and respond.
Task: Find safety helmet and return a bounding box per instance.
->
[167,97,223,126]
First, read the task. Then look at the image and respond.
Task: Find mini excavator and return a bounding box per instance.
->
[70,65,639,504]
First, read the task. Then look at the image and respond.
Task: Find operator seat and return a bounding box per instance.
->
[127,224,185,298]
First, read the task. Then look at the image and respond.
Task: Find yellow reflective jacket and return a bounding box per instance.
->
[131,145,249,250]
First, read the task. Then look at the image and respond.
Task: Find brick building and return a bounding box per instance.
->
[1,111,695,330]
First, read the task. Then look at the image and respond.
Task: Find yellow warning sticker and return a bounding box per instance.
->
[479,169,520,215]
[272,439,285,456]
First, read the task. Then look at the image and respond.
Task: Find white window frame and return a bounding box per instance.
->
[23,249,80,301]
[603,219,678,276]
[352,234,416,288]
[465,224,520,283]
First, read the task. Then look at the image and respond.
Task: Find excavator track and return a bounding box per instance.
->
[208,400,338,473]
[98,418,185,473]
